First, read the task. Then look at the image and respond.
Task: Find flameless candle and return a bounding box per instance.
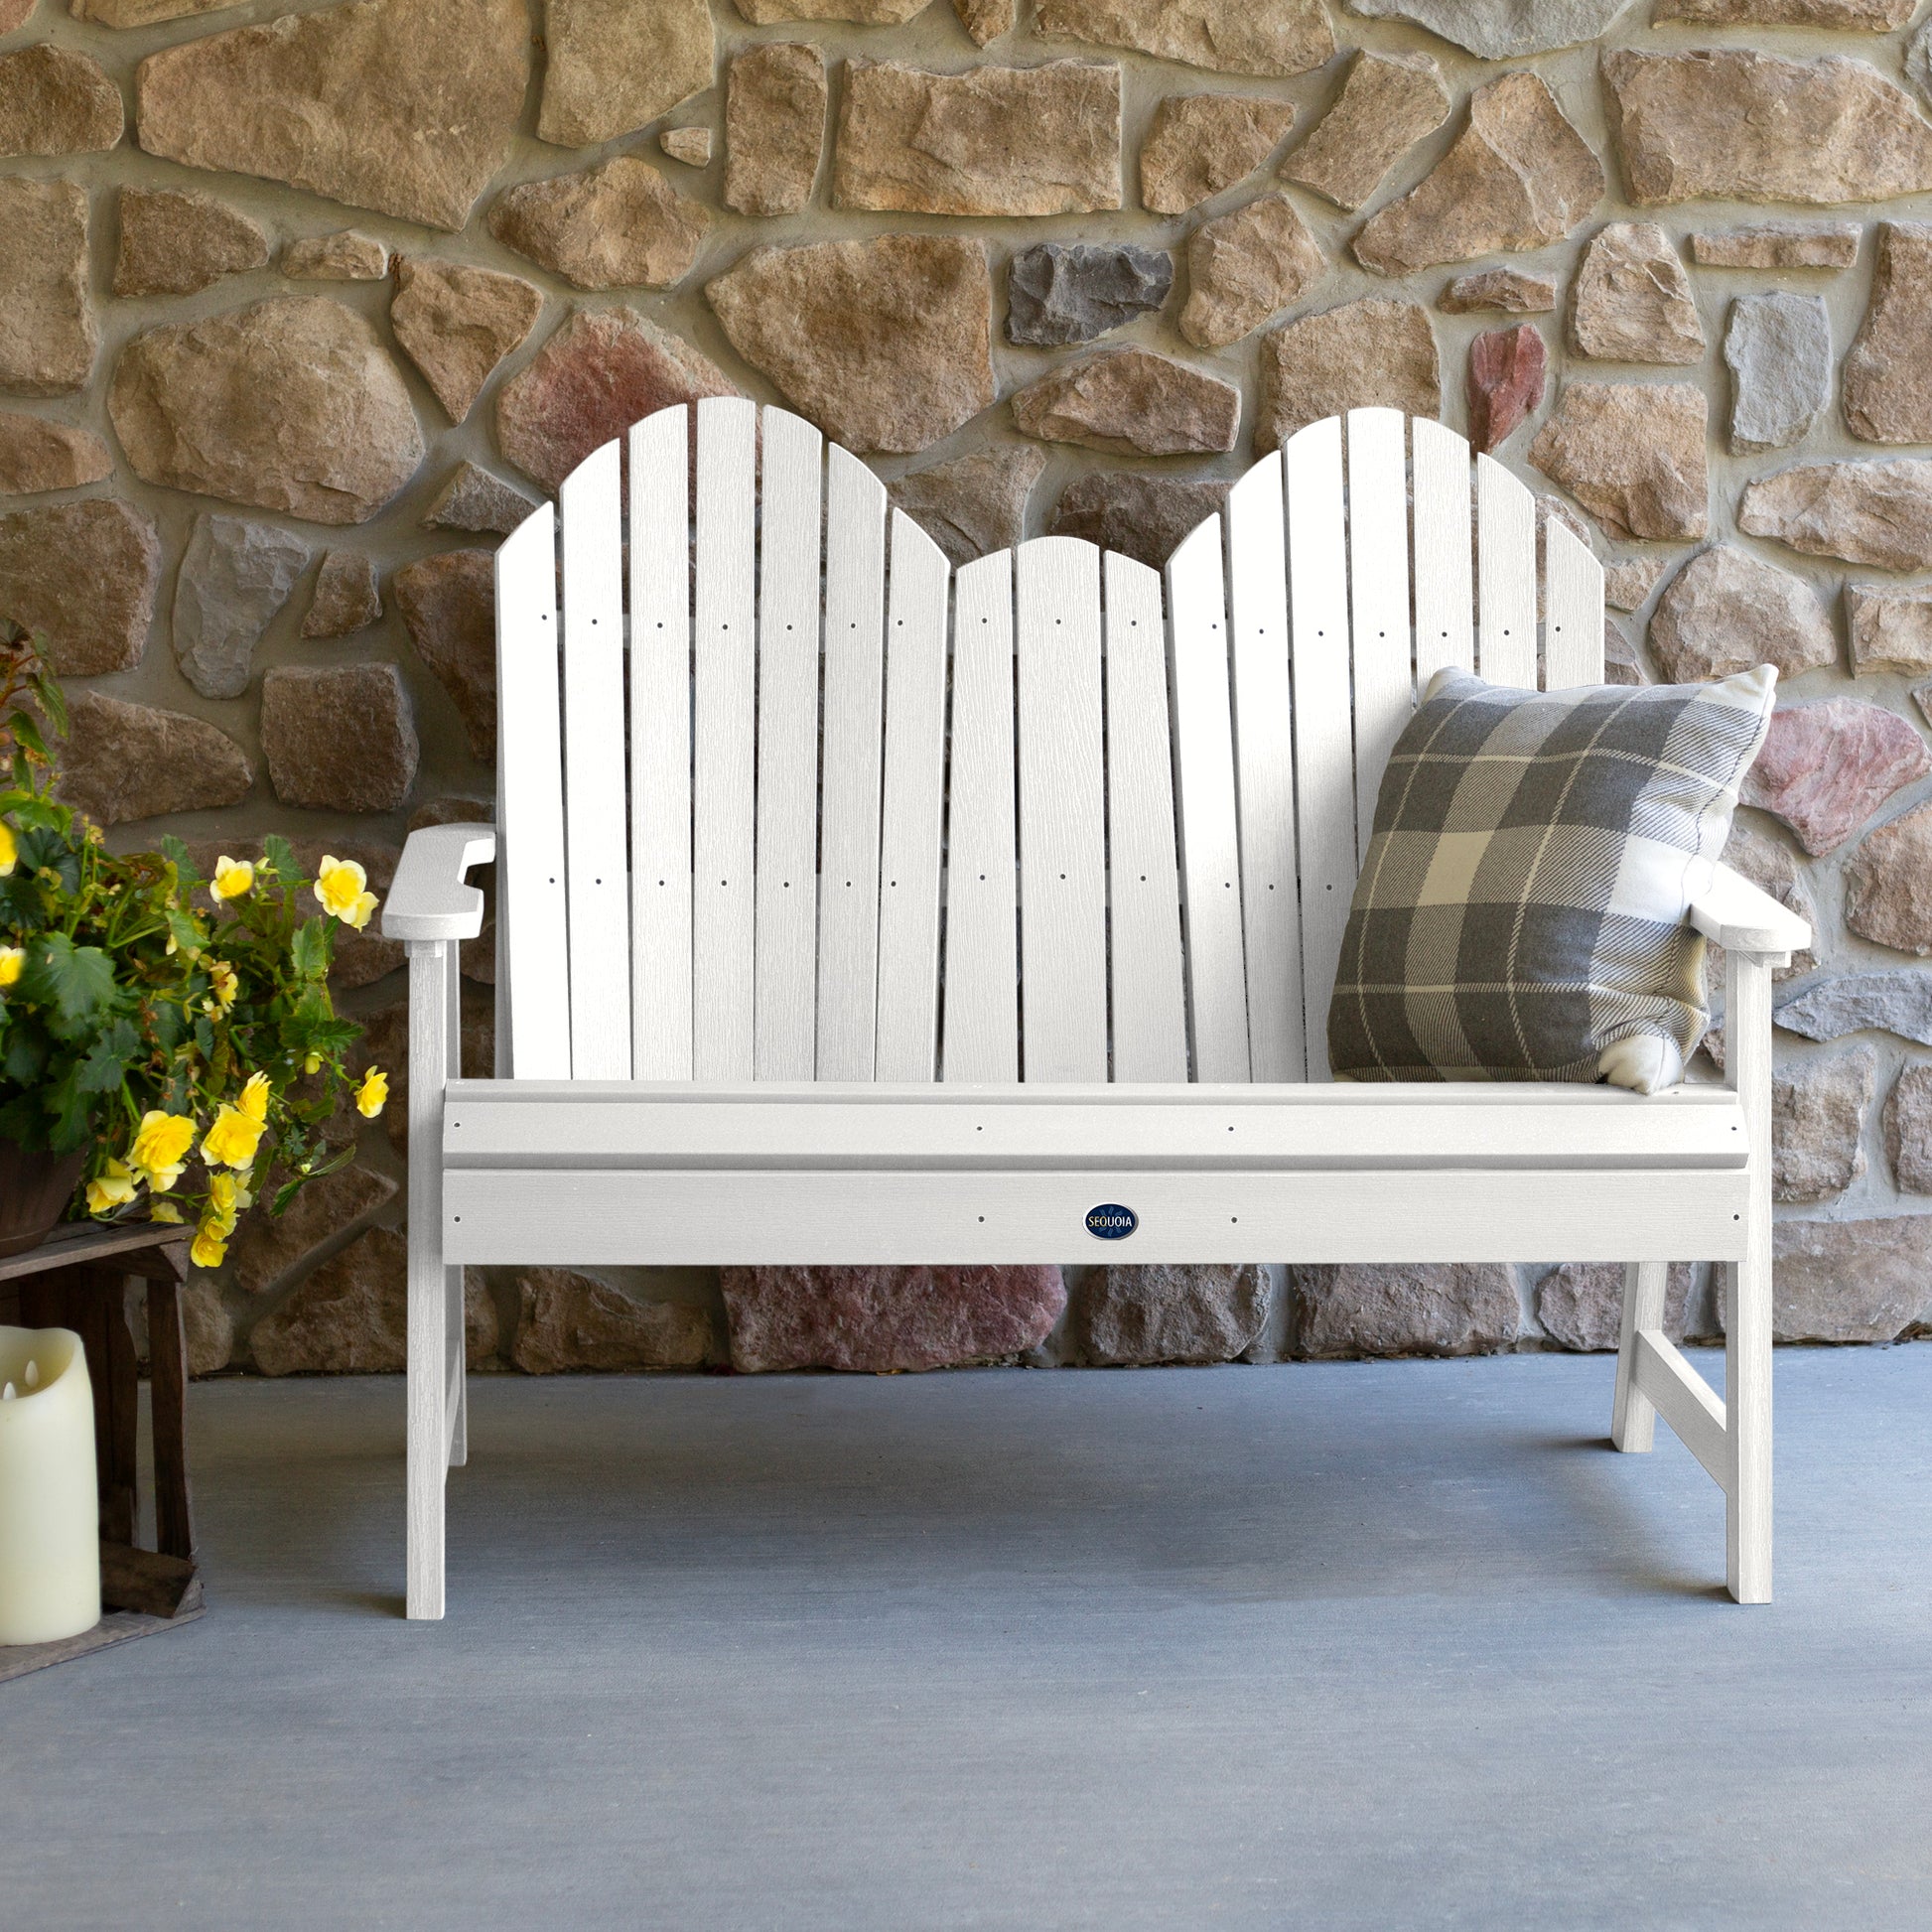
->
[0,1325,99,1646]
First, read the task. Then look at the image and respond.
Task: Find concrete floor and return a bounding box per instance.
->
[4,1350,1930,1931]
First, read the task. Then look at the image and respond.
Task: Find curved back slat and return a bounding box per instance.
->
[1476,453,1538,689]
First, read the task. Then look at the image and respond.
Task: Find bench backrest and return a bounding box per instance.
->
[491,402,1604,1086]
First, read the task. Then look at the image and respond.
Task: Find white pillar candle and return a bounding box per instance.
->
[0,1325,100,1646]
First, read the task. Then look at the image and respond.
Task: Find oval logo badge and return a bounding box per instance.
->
[1085,1203,1138,1241]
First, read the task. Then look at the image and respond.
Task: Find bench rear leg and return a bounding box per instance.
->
[1610,1261,1667,1452]
[405,939,453,1621]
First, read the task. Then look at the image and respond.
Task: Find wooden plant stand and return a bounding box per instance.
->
[0,1220,205,1681]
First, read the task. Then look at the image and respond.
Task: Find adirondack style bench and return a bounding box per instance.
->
[384,403,1808,1620]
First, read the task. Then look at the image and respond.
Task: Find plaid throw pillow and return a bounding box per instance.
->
[1327,664,1777,1094]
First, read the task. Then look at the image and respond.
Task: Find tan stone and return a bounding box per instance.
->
[302,550,381,638]
[135,0,528,232]
[1528,382,1708,542]
[725,43,826,216]
[262,664,418,812]
[0,413,111,495]
[228,1163,397,1297]
[1568,222,1703,365]
[1280,50,1449,212]
[659,125,712,168]
[889,446,1045,569]
[282,230,386,281]
[1656,0,1913,25]
[114,187,266,298]
[510,1270,716,1372]
[1738,460,1932,571]
[109,297,424,524]
[954,0,1016,41]
[1012,347,1239,458]
[181,1279,233,1378]
[1848,583,1932,676]
[394,550,495,762]
[736,0,925,17]
[1648,546,1835,685]
[0,45,122,156]
[1884,1064,1932,1193]
[1537,1262,1697,1350]
[1764,1217,1932,1343]
[0,498,159,676]
[71,0,242,21]
[1292,1262,1520,1358]
[1179,194,1326,349]
[1845,801,1932,954]
[1139,92,1297,215]
[1439,268,1557,315]
[389,258,542,428]
[55,692,251,827]
[497,308,740,490]
[0,0,30,23]
[1035,0,1332,77]
[1772,1047,1875,1205]
[1257,297,1440,453]
[488,157,709,294]
[835,60,1121,216]
[540,0,712,149]
[1604,50,1932,207]
[0,177,94,396]
[1352,73,1603,278]
[1602,554,1670,611]
[708,236,992,456]
[1844,223,1932,446]
[1049,473,1228,571]
[423,463,539,537]
[1689,224,1861,269]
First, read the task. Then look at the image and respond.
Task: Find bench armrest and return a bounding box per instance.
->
[1687,861,1810,959]
[381,823,495,942]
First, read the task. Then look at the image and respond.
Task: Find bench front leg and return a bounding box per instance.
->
[1725,947,1774,1605]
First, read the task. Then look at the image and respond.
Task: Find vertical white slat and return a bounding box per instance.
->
[1543,518,1605,689]
[754,407,824,1081]
[495,502,571,1079]
[1411,415,1474,691]
[1167,515,1250,1084]
[628,406,693,1080]
[559,441,630,1080]
[1347,408,1416,863]
[692,396,758,1082]
[1224,453,1303,1084]
[1016,536,1107,1084]
[816,444,889,1081]
[1285,416,1356,1083]
[875,511,951,1083]
[1476,453,1537,689]
[1103,549,1187,1085]
[942,550,1019,1084]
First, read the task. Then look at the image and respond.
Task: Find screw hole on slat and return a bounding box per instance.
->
[783,880,790,888]
[979,872,986,881]
[1059,872,1066,880]
[979,1215,986,1222]
[1140,874,1147,882]
[1230,1216,1238,1224]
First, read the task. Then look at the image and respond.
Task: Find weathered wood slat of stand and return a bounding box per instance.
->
[0,1602,206,1684]
[0,1219,190,1283]
[99,1540,202,1618]
[148,1277,194,1561]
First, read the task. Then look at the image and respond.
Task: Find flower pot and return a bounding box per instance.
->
[0,1142,87,1261]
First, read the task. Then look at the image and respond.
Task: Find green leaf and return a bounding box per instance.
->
[290,916,332,981]
[164,909,204,958]
[29,673,67,741]
[2,1022,47,1085]
[74,1016,140,1093]
[161,835,204,892]
[6,712,46,763]
[261,833,298,883]
[21,932,124,1040]
[271,1139,356,1215]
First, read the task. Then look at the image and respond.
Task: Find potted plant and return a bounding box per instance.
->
[0,623,387,1261]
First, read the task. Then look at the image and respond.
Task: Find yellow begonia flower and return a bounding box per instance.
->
[130,1111,196,1190]
[210,856,254,902]
[315,856,378,931]
[0,945,22,989]
[85,1160,139,1216]
[0,819,14,876]
[149,1201,184,1225]
[355,1067,388,1119]
[205,1171,241,1230]
[202,1103,266,1171]
[304,1051,322,1075]
[189,1225,227,1270]
[204,960,238,1016]
[238,1070,271,1124]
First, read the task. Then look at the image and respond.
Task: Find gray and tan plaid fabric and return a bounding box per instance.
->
[1327,664,1777,1094]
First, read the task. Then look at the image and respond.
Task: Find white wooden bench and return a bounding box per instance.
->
[384,403,1808,1620]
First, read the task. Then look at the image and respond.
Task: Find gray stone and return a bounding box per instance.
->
[302,550,381,638]
[1772,1047,1875,1204]
[281,231,386,281]
[1536,1261,1695,1351]
[172,514,309,700]
[1911,16,1932,112]
[0,177,93,395]
[1011,347,1240,458]
[1724,293,1830,455]
[0,45,123,156]
[1280,50,1449,212]
[1049,473,1229,571]
[1762,1217,1932,1344]
[1918,683,1932,733]
[724,43,826,217]
[181,1280,233,1378]
[1073,1264,1271,1365]
[1845,802,1932,955]
[262,664,419,812]
[1848,584,1932,676]
[109,297,425,524]
[1690,224,1860,270]
[1292,1262,1520,1358]
[1603,617,1645,686]
[1180,195,1326,349]
[539,0,711,149]
[1257,297,1440,453]
[890,446,1046,568]
[1777,972,1932,1046]
[1139,92,1298,215]
[708,237,992,457]
[0,413,112,496]
[1007,243,1173,347]
[423,463,539,538]
[1647,546,1835,686]
[488,156,711,293]
[390,258,543,427]
[228,1164,396,1297]
[1844,223,1932,446]
[1343,0,1636,58]
[1352,73,1603,278]
[0,498,159,676]
[135,0,528,232]
[510,1271,717,1373]
[114,187,268,298]
[659,126,712,168]
[834,60,1121,216]
[392,550,494,760]
[1568,222,1703,364]
[54,692,252,828]
[1601,554,1670,611]
[1742,701,1931,856]
[1439,268,1557,315]
[1883,1064,1932,1193]
[1527,382,1708,542]
[1035,0,1332,77]
[1738,460,1932,572]
[1603,50,1932,207]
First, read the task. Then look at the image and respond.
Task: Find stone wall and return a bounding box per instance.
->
[3,0,1930,1377]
